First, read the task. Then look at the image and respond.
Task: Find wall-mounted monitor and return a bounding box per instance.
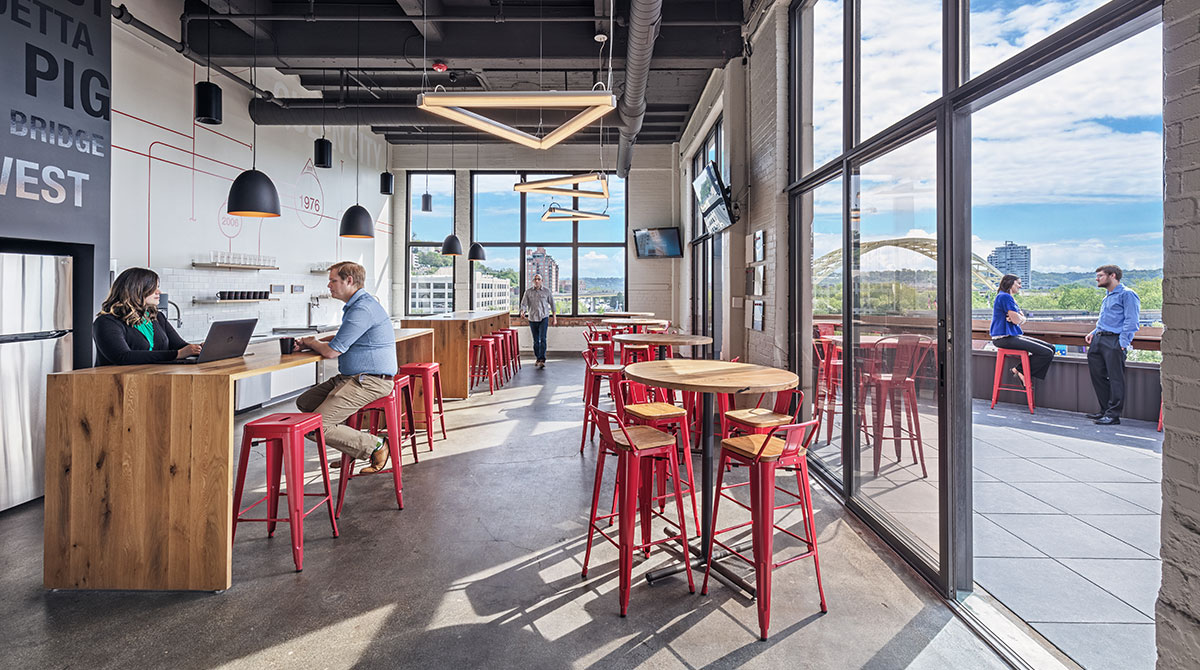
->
[691,161,734,235]
[633,227,684,258]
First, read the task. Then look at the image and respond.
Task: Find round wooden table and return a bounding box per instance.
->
[612,333,712,360]
[624,359,799,581]
[601,317,669,333]
[601,311,656,318]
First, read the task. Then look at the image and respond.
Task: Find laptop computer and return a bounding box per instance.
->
[176,318,258,364]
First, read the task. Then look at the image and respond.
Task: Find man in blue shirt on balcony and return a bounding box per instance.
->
[1085,265,1141,425]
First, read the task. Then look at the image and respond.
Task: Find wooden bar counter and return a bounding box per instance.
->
[400,310,511,398]
[43,327,433,592]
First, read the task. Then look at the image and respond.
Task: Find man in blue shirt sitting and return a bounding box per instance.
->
[297,261,399,472]
[1085,265,1141,426]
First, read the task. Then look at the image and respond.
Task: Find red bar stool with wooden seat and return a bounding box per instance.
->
[585,331,615,365]
[615,379,700,529]
[702,419,826,640]
[232,412,338,572]
[719,388,804,440]
[580,349,624,452]
[469,338,499,394]
[397,362,448,452]
[335,375,417,517]
[620,343,652,365]
[991,347,1035,414]
[862,334,933,478]
[581,407,695,617]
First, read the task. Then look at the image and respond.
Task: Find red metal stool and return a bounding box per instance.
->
[585,332,615,365]
[702,419,826,640]
[581,407,695,617]
[615,379,700,529]
[991,347,1035,414]
[719,389,804,440]
[496,328,521,376]
[233,412,338,571]
[397,362,448,452]
[336,375,416,517]
[469,338,499,394]
[620,343,652,365]
[580,349,624,452]
[483,334,508,386]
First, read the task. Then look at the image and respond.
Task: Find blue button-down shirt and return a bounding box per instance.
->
[329,289,398,376]
[1091,283,1141,349]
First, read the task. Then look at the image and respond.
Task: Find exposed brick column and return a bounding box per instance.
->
[1159,1,1200,667]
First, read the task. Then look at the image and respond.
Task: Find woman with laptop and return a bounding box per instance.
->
[93,267,202,365]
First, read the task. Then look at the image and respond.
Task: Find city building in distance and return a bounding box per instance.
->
[526,247,560,290]
[988,241,1032,288]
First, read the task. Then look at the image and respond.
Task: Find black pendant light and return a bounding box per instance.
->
[468,242,486,261]
[314,67,333,168]
[440,234,463,256]
[339,4,374,239]
[227,2,279,218]
[194,3,222,125]
[380,144,394,194]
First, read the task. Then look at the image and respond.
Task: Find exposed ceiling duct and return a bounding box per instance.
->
[615,0,664,178]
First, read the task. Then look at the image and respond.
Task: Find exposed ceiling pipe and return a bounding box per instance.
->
[249,99,582,127]
[110,4,277,103]
[616,0,663,177]
[181,11,739,27]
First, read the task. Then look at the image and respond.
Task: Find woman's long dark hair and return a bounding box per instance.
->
[99,268,159,326]
[998,274,1019,293]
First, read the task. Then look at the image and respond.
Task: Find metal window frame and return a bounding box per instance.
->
[405,171,457,316]
[786,0,1164,602]
[466,170,628,317]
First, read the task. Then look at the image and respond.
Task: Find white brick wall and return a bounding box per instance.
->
[1159,2,1200,668]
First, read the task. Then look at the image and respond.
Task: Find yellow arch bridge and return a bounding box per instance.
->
[812,237,1004,291]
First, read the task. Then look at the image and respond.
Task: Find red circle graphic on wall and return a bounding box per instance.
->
[218,198,244,239]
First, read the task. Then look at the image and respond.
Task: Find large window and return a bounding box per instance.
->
[470,172,626,315]
[406,172,455,315]
[790,0,1165,645]
[690,121,723,355]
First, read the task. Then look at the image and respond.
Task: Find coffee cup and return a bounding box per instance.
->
[279,337,296,355]
[217,291,228,300]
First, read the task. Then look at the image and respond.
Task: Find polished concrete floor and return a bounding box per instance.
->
[0,355,1009,669]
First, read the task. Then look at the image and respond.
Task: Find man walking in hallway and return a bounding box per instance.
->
[1085,264,1141,426]
[296,261,399,471]
[519,273,557,368]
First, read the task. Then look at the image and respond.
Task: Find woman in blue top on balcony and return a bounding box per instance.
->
[991,274,1056,389]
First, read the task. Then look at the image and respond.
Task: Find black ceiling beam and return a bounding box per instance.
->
[182,7,742,26]
[195,1,273,41]
[395,0,444,42]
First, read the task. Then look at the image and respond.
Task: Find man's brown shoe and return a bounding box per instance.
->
[360,441,390,473]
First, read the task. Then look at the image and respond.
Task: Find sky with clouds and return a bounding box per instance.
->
[808,0,1162,275]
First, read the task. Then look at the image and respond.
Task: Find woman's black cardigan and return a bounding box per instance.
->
[93,312,188,366]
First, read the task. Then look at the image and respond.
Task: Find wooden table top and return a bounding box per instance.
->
[601,311,656,318]
[624,360,799,394]
[51,327,434,381]
[402,310,510,322]
[822,334,890,346]
[613,333,713,347]
[601,317,670,327]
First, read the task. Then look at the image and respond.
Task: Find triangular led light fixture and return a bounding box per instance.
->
[541,204,610,222]
[514,173,609,199]
[417,90,616,151]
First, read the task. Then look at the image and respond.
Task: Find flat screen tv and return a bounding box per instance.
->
[691,161,734,235]
[633,227,684,258]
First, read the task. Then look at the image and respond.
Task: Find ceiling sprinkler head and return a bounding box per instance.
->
[594,32,608,43]
[432,60,449,73]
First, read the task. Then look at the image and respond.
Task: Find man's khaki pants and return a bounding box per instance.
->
[296,374,394,459]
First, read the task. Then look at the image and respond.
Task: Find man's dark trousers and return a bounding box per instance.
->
[1087,333,1126,418]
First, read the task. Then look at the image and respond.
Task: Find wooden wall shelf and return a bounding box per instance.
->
[192,298,280,305]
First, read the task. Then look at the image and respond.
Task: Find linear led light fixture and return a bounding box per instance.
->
[514,173,610,199]
[541,204,610,222]
[417,90,616,151]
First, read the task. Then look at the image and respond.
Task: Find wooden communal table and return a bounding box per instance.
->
[612,333,712,360]
[401,310,511,398]
[623,360,798,592]
[601,317,669,333]
[44,327,433,592]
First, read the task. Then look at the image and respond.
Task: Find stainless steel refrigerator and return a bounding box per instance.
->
[0,253,73,511]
